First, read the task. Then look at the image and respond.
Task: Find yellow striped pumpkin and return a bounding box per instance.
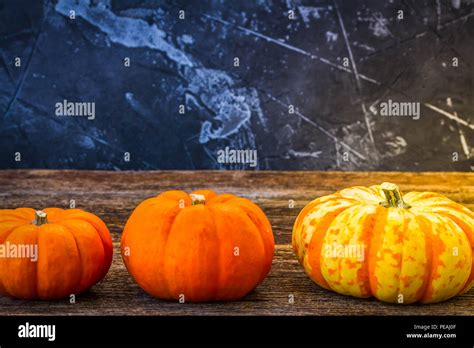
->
[292,183,474,304]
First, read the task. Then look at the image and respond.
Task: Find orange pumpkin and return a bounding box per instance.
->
[121,189,274,302]
[292,183,474,304]
[0,208,113,300]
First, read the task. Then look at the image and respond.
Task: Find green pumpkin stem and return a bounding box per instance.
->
[380,182,411,209]
[34,210,48,226]
[190,194,206,206]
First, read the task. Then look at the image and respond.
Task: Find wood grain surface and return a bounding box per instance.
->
[0,170,473,316]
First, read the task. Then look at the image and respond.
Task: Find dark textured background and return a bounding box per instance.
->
[0,0,473,171]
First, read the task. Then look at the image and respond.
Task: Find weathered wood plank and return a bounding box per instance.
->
[1,245,473,316]
[0,170,473,315]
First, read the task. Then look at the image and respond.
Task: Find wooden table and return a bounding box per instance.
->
[0,170,473,315]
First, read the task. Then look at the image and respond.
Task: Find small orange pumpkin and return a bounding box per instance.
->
[0,208,113,300]
[293,183,474,304]
[121,190,274,302]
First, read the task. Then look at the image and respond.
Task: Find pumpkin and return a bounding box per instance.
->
[121,189,274,302]
[292,182,474,304]
[0,208,113,300]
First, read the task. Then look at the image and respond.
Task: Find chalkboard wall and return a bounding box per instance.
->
[0,0,472,171]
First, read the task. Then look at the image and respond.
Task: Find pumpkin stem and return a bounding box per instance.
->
[190,193,206,205]
[380,182,411,209]
[33,210,48,226]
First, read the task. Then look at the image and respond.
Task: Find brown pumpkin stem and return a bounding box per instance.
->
[380,182,411,209]
[190,193,206,205]
[33,210,48,226]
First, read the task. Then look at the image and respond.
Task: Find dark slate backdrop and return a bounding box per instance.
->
[0,0,473,171]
